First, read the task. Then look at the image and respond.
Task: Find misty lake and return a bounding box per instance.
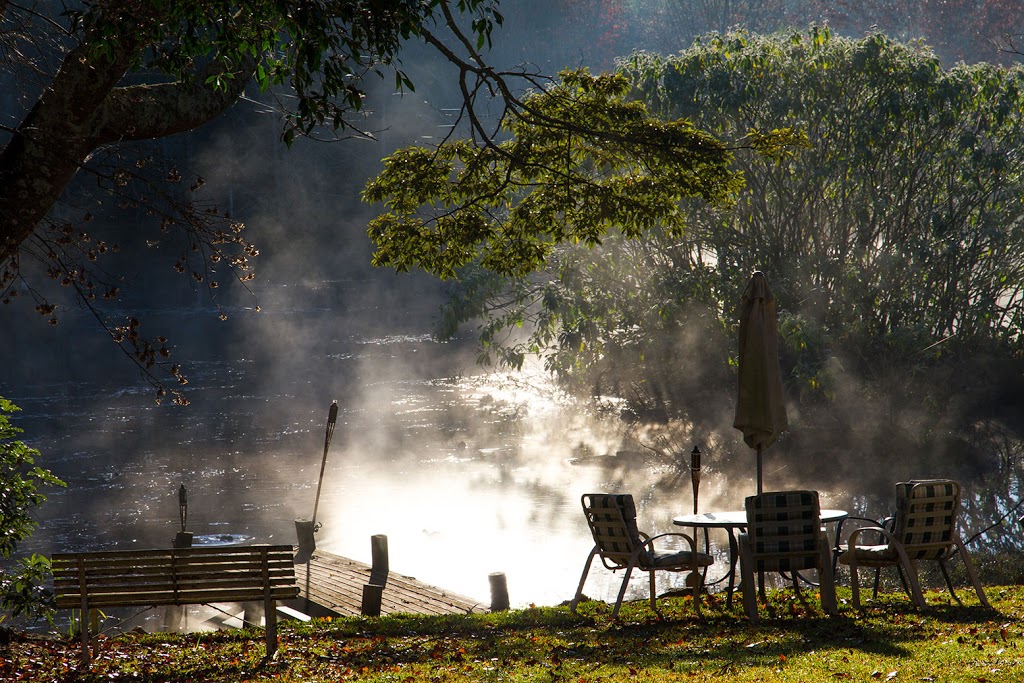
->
[5,270,1019,615]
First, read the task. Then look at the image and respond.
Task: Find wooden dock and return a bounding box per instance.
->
[288,549,487,618]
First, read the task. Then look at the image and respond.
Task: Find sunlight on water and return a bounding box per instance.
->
[311,367,707,608]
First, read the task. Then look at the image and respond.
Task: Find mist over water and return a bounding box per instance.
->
[3,271,738,608]
[5,267,1022,612]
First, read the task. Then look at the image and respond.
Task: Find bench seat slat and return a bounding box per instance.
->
[55,577,296,598]
[55,586,300,609]
[52,556,295,571]
[52,544,294,560]
[54,564,296,577]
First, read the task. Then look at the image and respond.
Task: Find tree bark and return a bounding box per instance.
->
[0,37,133,261]
[0,30,253,264]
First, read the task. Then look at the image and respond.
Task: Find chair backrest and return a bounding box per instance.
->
[580,493,645,569]
[744,490,824,572]
[892,479,961,560]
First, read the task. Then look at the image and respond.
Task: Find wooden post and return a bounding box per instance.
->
[261,547,277,658]
[165,532,192,631]
[361,583,384,616]
[370,534,389,585]
[77,557,90,668]
[294,519,316,563]
[489,572,509,612]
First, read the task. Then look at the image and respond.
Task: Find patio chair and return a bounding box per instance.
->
[739,490,838,621]
[836,479,989,609]
[830,513,896,600]
[569,493,713,618]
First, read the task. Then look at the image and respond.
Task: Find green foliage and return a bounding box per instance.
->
[0,554,55,625]
[621,28,1024,392]
[64,1,503,145]
[364,68,775,278]
[0,397,64,623]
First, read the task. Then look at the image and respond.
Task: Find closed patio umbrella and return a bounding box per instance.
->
[733,271,788,494]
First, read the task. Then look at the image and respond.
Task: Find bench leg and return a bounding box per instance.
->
[265,597,277,658]
[76,608,100,668]
[80,612,91,668]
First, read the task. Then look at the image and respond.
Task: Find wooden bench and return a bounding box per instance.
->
[51,544,300,666]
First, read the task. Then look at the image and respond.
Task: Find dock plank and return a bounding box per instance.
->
[289,550,486,617]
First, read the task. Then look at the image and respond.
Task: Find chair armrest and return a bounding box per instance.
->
[846,525,899,549]
[835,516,890,550]
[642,531,699,553]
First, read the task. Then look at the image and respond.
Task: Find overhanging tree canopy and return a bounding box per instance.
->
[0,0,503,403]
[364,67,800,279]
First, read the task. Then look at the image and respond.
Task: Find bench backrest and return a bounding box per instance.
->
[52,544,299,610]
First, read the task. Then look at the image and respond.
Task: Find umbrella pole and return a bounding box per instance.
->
[756,445,763,495]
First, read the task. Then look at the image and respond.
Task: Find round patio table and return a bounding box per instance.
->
[673,509,848,607]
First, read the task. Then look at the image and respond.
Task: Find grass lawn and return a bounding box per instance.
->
[1,585,1019,682]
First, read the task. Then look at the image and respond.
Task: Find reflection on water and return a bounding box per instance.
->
[192,533,254,546]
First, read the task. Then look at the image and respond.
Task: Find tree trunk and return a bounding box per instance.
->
[0,29,253,264]
[0,39,134,262]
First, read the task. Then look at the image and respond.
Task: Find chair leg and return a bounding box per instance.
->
[611,564,635,619]
[895,565,911,599]
[955,538,990,608]
[691,567,703,617]
[648,571,657,613]
[938,559,963,606]
[818,543,838,616]
[848,557,863,609]
[872,567,882,599]
[569,548,598,613]
[739,539,758,621]
[893,547,926,609]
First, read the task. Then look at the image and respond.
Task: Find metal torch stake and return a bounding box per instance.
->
[178,484,187,533]
[311,401,339,532]
[691,446,701,515]
[174,484,192,548]
[687,446,703,595]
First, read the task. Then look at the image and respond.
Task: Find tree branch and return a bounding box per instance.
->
[92,57,256,144]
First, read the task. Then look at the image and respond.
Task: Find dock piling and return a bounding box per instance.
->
[489,572,509,612]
